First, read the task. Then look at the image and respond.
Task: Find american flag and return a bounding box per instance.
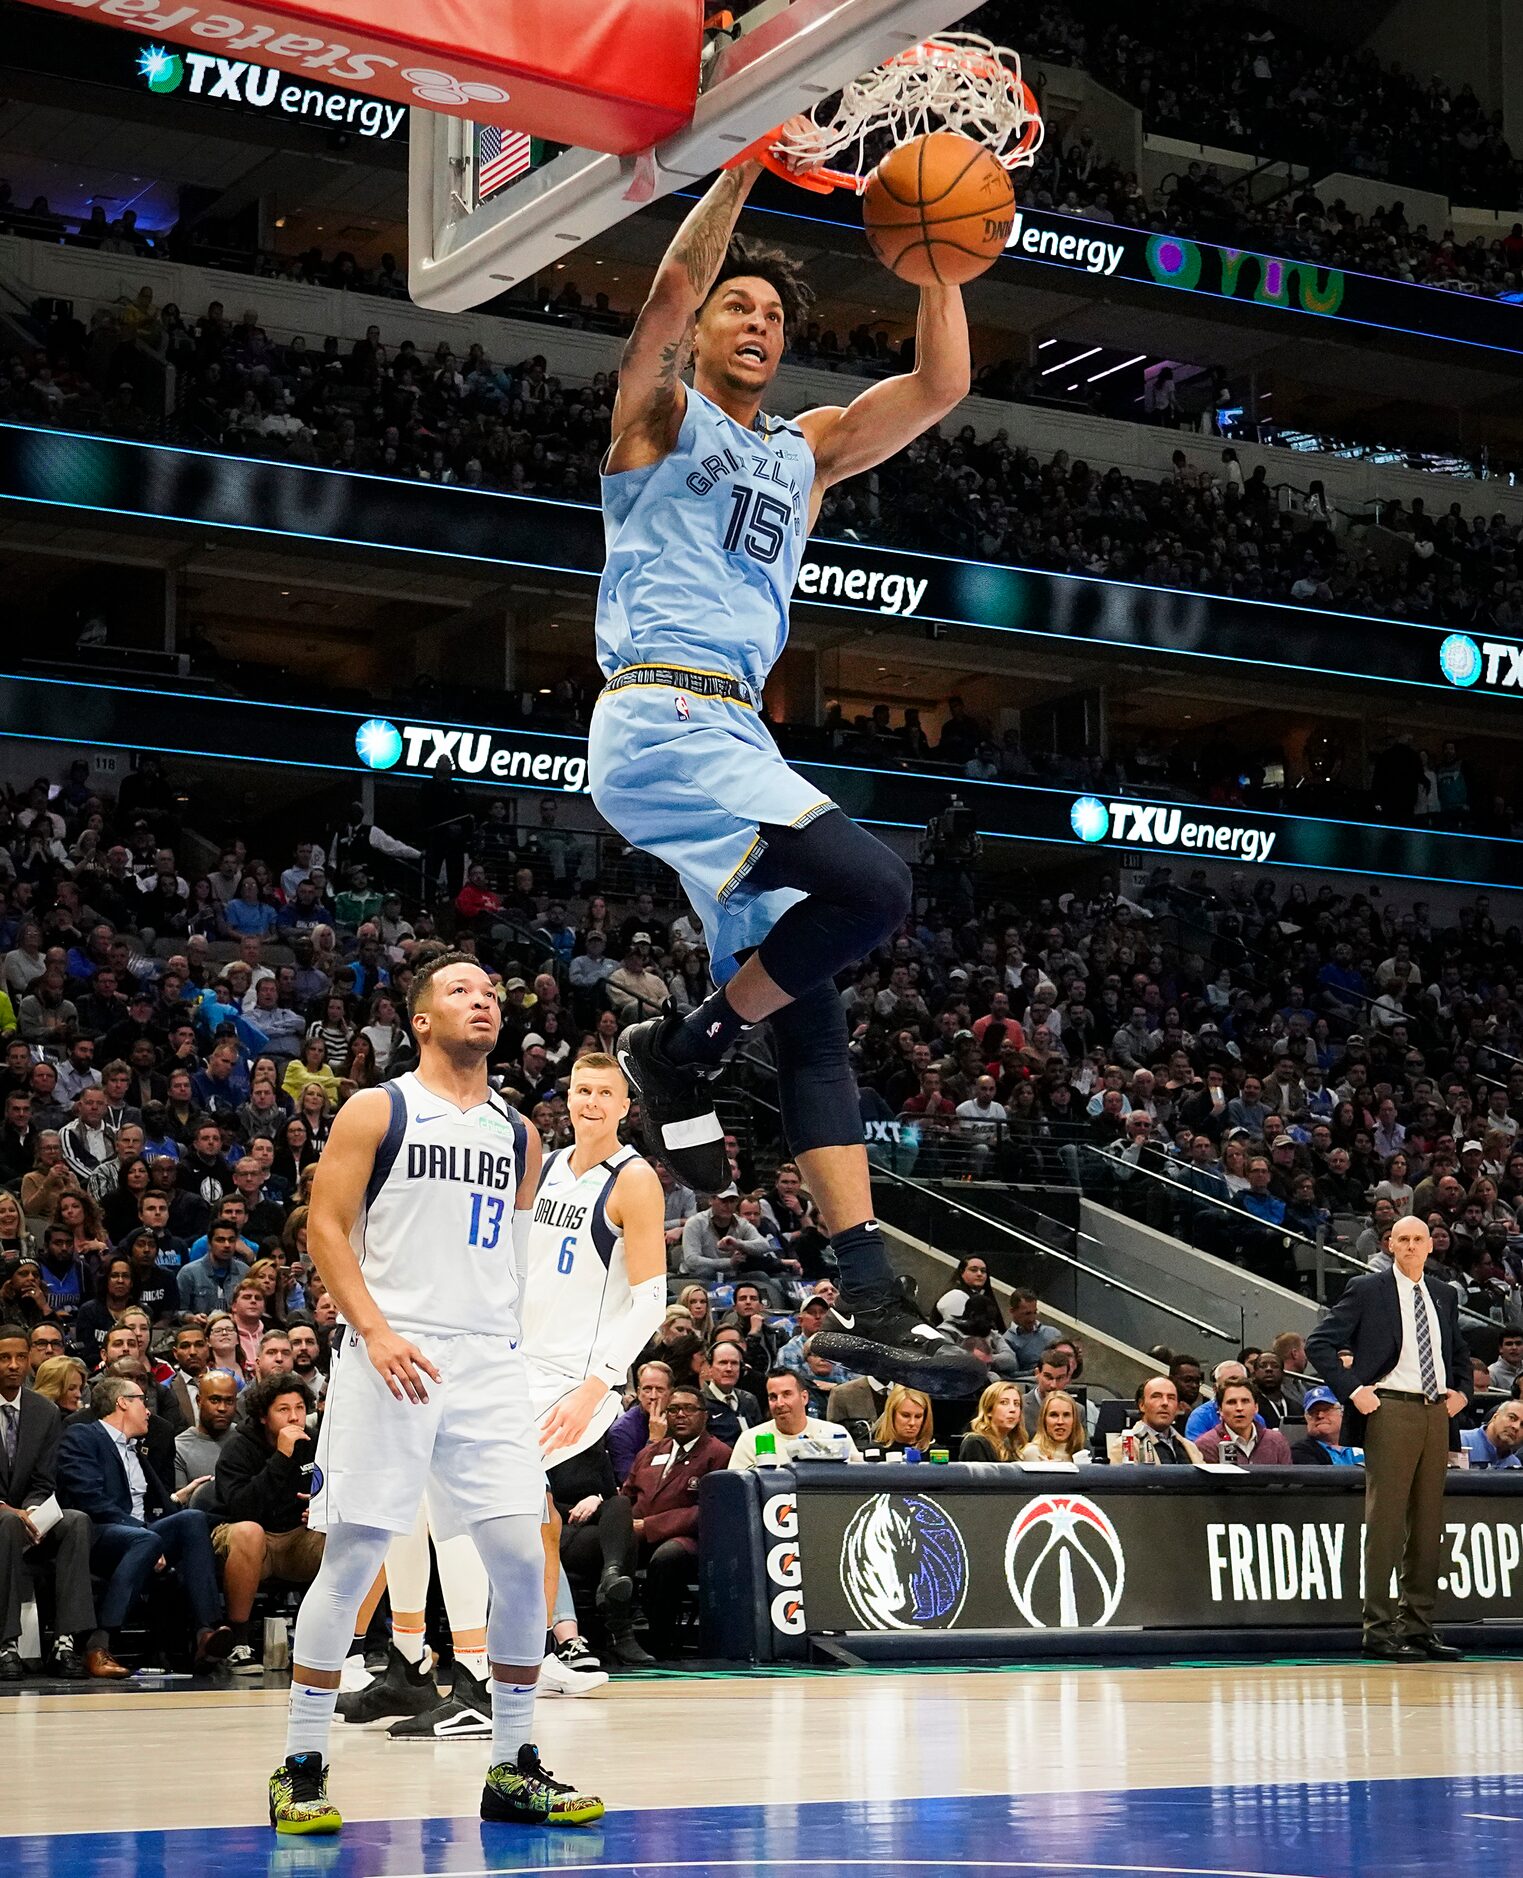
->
[477,123,535,201]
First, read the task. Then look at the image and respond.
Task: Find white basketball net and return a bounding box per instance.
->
[772,32,1044,192]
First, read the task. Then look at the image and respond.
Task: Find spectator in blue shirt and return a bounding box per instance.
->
[1461,1402,1523,1470]
[1288,1387,1362,1465]
[1223,1077,1268,1137]
[1184,1360,1266,1441]
[1236,1157,1286,1226]
[1001,1288,1063,1371]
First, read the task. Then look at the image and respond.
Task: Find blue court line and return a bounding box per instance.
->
[12,1775,1523,1878]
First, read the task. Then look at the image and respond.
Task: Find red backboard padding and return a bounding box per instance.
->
[19,0,704,152]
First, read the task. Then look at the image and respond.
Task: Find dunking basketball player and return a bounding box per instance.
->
[266,951,601,1833]
[593,146,982,1397]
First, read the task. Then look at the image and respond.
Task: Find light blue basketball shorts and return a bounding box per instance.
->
[588,667,836,984]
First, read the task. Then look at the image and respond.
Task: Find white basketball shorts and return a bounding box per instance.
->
[310,1330,544,1540]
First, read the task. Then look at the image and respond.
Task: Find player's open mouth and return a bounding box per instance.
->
[735,344,766,363]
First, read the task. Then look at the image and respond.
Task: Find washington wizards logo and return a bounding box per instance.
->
[839,1494,969,1631]
[1004,1494,1126,1629]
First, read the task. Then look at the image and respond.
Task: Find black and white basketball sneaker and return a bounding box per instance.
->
[811,1289,986,1399]
[335,1643,436,1724]
[388,1662,491,1741]
[616,1009,728,1192]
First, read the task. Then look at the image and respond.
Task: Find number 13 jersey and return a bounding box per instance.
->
[521,1143,643,1387]
[353,1074,530,1340]
[595,385,816,694]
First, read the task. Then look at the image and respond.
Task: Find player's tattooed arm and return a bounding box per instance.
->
[608,163,759,470]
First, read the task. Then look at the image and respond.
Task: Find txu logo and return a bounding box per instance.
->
[137,45,185,93]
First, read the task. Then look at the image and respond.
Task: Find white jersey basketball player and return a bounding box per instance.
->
[523,1051,668,1464]
[268,951,602,1836]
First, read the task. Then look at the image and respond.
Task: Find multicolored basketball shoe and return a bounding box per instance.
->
[480,1744,605,1826]
[268,1753,342,1834]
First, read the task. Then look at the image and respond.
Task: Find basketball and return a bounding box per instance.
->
[861,130,1016,285]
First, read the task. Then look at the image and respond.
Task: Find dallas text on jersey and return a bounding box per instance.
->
[405,1143,518,1190]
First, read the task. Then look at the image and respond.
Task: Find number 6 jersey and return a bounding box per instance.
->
[595,384,816,695]
[352,1074,530,1340]
[520,1142,644,1387]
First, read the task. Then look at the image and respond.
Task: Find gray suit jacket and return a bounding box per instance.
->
[0,1387,63,1510]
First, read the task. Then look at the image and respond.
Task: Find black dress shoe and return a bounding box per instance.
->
[48,1639,87,1680]
[1408,1635,1465,1660]
[1362,1639,1424,1662]
[0,1642,25,1680]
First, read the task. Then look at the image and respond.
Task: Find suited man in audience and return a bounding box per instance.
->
[56,1373,234,1669]
[620,1384,731,1659]
[0,1322,101,1678]
[1307,1215,1471,1662]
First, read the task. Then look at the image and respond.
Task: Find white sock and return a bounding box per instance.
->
[456,1645,489,1682]
[392,1621,428,1667]
[285,1682,339,1759]
[490,1677,537,1763]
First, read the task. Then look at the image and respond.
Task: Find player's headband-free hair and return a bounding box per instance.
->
[700,234,813,332]
[407,946,488,1020]
[571,1051,627,1086]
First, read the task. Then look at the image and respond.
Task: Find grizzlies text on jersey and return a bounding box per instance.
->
[589,385,835,978]
[595,385,815,692]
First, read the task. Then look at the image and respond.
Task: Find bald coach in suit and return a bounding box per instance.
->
[1307,1217,1471,1663]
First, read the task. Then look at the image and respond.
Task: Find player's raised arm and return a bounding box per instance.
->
[798,282,971,503]
[608,159,763,469]
[308,1089,441,1404]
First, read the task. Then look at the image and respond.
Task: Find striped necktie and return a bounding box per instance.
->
[1412,1283,1440,1400]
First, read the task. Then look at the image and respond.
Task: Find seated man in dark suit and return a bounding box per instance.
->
[619,1384,730,1660]
[56,1373,233,1669]
[0,1322,103,1678]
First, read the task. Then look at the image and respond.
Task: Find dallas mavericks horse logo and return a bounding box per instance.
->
[1004,1494,1126,1629]
[839,1494,969,1631]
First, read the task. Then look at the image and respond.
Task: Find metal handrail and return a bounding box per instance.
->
[871,1158,1237,1344]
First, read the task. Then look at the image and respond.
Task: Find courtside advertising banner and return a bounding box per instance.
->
[15,0,701,148]
[789,1471,1523,1639]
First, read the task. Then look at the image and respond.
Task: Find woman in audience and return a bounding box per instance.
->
[1371,1150,1414,1217]
[186,876,221,939]
[48,1188,108,1266]
[20,1136,74,1220]
[959,1381,1025,1462]
[0,1189,34,1262]
[272,1118,317,1196]
[205,1309,247,1384]
[934,1254,1007,1339]
[71,1253,137,1363]
[1021,1390,1091,1464]
[870,1384,935,1455]
[31,1354,88,1414]
[360,992,407,1074]
[306,993,355,1071]
[297,1080,335,1152]
[1218,1137,1251,1195]
[282,1036,341,1106]
[102,1154,152,1241]
[676,1284,714,1345]
[1469,1174,1516,1228]
[594,1008,619,1055]
[340,1031,380,1096]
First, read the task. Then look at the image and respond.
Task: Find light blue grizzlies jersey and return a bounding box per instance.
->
[596,384,817,693]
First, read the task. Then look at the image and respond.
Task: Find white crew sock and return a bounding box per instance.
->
[456,1644,489,1682]
[490,1676,537,1763]
[285,1681,340,1758]
[392,1619,428,1667]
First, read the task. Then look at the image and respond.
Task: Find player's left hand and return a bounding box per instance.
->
[775,113,820,177]
[538,1378,610,1461]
